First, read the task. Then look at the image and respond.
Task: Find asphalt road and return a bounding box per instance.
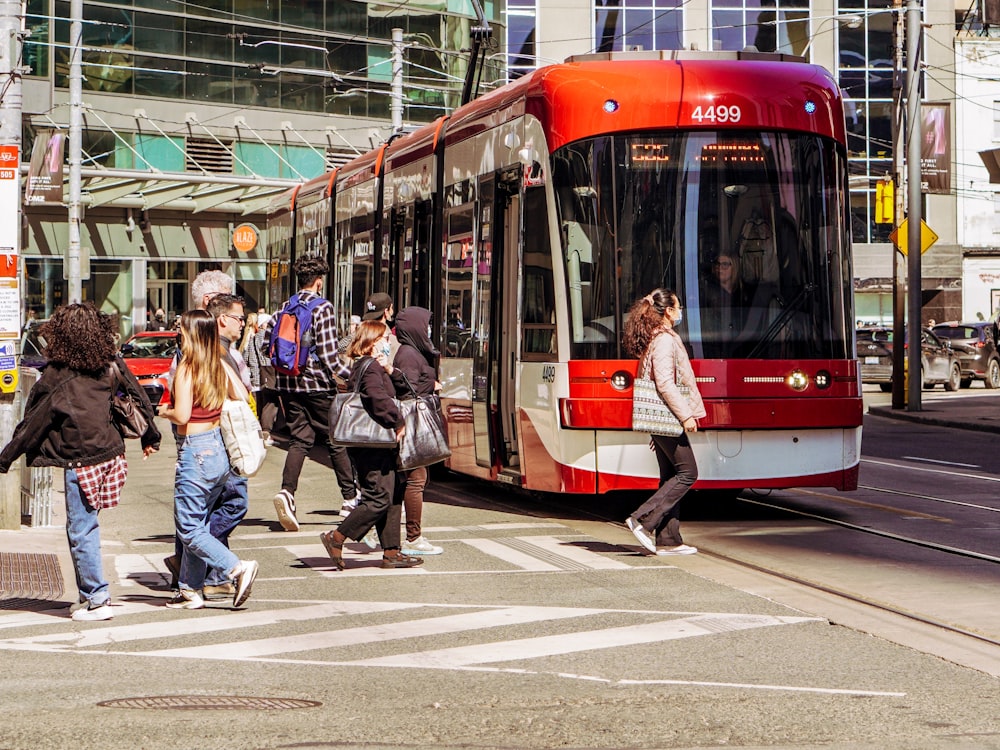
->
[4,413,1000,750]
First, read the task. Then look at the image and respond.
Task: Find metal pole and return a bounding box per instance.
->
[905,0,922,411]
[391,28,403,134]
[0,0,22,529]
[67,0,83,302]
[891,0,906,409]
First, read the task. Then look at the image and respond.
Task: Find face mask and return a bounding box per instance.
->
[380,342,392,358]
[674,310,683,325]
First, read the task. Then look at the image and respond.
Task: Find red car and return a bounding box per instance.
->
[120,331,178,408]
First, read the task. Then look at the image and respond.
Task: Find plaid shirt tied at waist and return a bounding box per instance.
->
[75,455,128,510]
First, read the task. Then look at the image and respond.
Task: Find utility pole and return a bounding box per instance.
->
[0,0,23,529]
[67,0,83,302]
[891,0,906,409]
[905,0,923,411]
[391,28,403,134]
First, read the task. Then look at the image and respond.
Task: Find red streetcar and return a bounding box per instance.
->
[266,51,862,494]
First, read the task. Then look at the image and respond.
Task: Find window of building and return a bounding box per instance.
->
[595,0,683,54]
[711,0,810,54]
[506,0,537,81]
[838,0,896,243]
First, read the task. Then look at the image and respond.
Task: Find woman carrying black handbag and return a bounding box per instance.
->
[391,306,445,556]
[320,320,423,570]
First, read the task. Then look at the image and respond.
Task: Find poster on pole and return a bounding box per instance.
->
[920,102,951,195]
[24,130,65,206]
[0,145,20,338]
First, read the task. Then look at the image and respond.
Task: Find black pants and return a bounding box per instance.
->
[280,390,357,501]
[338,447,403,550]
[631,433,699,546]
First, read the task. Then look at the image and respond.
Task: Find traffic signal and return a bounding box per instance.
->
[875,179,894,224]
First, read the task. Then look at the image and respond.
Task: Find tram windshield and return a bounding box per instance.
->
[553,131,851,360]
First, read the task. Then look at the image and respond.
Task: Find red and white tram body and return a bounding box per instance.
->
[267,51,862,495]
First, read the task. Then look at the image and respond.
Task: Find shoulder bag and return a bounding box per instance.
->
[110,360,149,440]
[220,364,268,477]
[395,372,451,471]
[329,358,399,448]
[631,352,688,437]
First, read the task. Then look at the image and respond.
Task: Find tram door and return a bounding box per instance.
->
[472,169,521,477]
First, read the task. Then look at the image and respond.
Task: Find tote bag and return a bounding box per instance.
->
[329,358,399,449]
[631,355,687,437]
[110,360,149,440]
[220,365,268,477]
[395,372,451,471]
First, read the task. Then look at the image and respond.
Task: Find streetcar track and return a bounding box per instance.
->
[862,456,1000,482]
[735,494,1000,565]
[857,484,1000,514]
[697,545,1000,650]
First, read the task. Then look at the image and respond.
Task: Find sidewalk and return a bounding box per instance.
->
[867,391,1000,434]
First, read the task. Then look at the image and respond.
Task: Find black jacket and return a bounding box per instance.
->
[347,356,403,431]
[0,357,161,472]
[391,306,438,398]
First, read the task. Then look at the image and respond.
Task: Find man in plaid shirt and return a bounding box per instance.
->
[267,256,355,532]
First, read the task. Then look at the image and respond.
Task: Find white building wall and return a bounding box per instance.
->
[955,38,1000,320]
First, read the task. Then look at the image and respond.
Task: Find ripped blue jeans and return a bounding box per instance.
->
[173,428,239,592]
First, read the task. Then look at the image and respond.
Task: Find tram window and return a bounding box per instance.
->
[521,186,556,360]
[442,206,475,358]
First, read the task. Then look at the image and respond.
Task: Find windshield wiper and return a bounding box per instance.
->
[746,284,817,358]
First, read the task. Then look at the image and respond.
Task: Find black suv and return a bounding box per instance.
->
[932,322,1000,389]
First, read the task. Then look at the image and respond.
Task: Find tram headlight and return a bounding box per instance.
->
[611,370,632,391]
[603,99,620,113]
[814,370,832,389]
[786,369,809,391]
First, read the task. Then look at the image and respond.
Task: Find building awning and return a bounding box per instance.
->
[979,148,1000,184]
[21,165,298,215]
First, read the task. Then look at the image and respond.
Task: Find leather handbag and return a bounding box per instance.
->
[631,356,687,437]
[220,365,268,477]
[329,358,399,448]
[395,373,451,471]
[110,361,149,440]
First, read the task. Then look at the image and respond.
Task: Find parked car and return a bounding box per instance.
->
[856,326,962,392]
[931,321,1000,389]
[119,331,178,408]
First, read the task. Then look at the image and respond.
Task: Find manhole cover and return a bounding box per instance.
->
[97,696,321,711]
[0,552,63,600]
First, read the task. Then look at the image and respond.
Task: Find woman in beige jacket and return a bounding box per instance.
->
[622,288,707,555]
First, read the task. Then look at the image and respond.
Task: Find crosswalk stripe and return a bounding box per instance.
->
[1,601,423,649]
[140,605,604,660]
[460,539,562,571]
[504,536,632,571]
[345,614,819,669]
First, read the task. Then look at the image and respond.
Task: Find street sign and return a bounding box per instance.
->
[889,219,938,256]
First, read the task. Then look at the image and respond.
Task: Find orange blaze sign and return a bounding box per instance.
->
[232,223,259,253]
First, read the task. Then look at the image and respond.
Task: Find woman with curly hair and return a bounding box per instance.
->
[0,303,160,621]
[622,288,706,556]
[157,310,258,609]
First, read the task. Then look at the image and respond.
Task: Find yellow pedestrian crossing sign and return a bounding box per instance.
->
[889,219,938,256]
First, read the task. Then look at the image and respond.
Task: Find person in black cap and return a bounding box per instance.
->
[362,292,399,361]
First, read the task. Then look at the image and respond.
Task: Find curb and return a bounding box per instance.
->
[868,405,1000,435]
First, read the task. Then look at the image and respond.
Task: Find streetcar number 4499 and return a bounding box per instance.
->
[690,105,742,124]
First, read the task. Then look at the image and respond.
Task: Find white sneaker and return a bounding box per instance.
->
[273,489,299,532]
[361,527,379,549]
[401,536,443,555]
[71,602,114,621]
[656,544,698,556]
[165,589,205,610]
[625,517,657,554]
[232,560,259,607]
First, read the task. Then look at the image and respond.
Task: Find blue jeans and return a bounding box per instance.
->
[174,429,240,592]
[172,430,249,585]
[64,468,110,606]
